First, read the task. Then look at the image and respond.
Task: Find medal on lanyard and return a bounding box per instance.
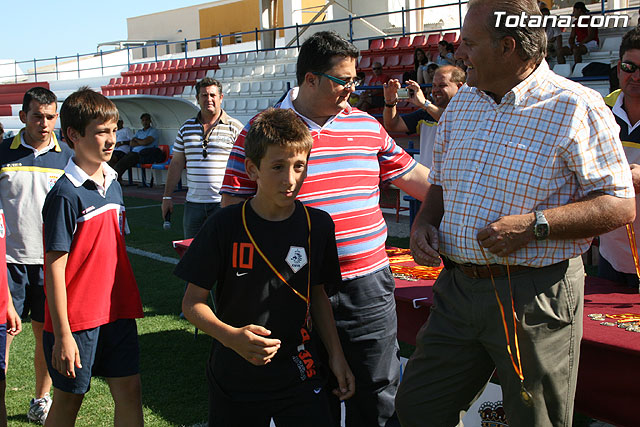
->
[480,247,534,407]
[241,200,316,380]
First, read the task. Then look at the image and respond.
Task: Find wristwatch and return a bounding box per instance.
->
[422,99,431,110]
[533,210,549,240]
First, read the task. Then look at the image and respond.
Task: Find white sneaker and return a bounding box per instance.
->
[27,393,52,425]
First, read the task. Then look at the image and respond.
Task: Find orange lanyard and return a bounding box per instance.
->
[241,200,312,326]
[480,248,533,407]
[625,223,640,280]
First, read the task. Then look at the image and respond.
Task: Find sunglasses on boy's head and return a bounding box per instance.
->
[620,61,640,73]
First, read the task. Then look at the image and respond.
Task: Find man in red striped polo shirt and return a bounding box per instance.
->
[222,31,429,427]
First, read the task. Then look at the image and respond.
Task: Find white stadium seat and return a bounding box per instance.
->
[553,63,572,77]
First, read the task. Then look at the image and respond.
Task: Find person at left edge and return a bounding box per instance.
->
[0,200,23,427]
[0,86,73,424]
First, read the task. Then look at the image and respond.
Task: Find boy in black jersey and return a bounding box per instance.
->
[176,108,354,427]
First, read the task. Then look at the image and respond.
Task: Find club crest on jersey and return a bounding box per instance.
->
[286,246,307,273]
[48,174,59,190]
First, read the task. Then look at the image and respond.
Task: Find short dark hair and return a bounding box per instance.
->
[620,27,640,60]
[470,0,546,65]
[245,108,313,168]
[195,77,222,97]
[60,87,118,149]
[140,113,151,121]
[22,87,57,113]
[296,31,359,86]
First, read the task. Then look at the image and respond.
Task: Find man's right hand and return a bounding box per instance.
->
[410,222,441,267]
[227,324,281,366]
[161,198,173,220]
[383,79,401,100]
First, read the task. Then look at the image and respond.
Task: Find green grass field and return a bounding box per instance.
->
[5,197,594,426]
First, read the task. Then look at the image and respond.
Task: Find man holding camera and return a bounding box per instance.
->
[383,65,465,167]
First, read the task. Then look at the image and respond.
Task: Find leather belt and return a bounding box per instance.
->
[442,257,534,279]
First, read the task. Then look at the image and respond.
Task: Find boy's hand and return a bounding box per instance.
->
[329,354,355,400]
[52,334,82,378]
[227,325,281,366]
[6,303,21,336]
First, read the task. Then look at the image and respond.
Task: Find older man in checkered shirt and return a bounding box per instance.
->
[398,0,635,426]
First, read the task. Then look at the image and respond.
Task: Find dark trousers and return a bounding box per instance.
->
[323,268,400,427]
[396,257,584,427]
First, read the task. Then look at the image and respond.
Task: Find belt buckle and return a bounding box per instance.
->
[470,264,481,279]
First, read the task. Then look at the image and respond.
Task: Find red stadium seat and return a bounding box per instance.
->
[186,58,196,68]
[443,32,457,43]
[399,53,414,68]
[396,36,411,51]
[157,86,167,96]
[426,33,441,48]
[196,70,205,79]
[193,57,203,69]
[383,38,397,50]
[410,35,426,49]
[386,54,401,70]
[358,56,373,70]
[177,59,187,70]
[362,38,385,56]
[150,87,159,96]
[200,56,211,69]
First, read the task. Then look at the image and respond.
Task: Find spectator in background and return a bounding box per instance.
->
[113,119,134,155]
[403,48,429,84]
[161,77,243,239]
[435,41,456,65]
[541,7,563,60]
[599,27,640,287]
[108,113,163,178]
[355,61,389,111]
[383,65,465,168]
[558,1,599,64]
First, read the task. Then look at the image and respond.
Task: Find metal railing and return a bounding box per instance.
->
[2,2,471,84]
[1,0,635,84]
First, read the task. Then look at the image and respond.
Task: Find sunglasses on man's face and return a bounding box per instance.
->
[620,61,640,74]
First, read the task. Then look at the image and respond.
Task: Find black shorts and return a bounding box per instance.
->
[43,318,140,394]
[7,264,45,322]
[209,381,334,427]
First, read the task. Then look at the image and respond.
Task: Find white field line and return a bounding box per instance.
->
[126,204,161,210]
[126,246,179,265]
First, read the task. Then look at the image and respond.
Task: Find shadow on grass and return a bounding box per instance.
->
[139,328,211,426]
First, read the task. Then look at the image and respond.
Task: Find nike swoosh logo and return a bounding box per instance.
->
[313,387,322,394]
[236,272,248,277]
